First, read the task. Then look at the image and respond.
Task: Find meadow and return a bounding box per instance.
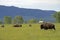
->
[0,23,60,40]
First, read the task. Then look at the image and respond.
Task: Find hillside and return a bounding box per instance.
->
[0,5,56,22]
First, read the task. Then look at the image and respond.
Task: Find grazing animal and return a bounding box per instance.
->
[1,25,4,27]
[29,24,32,27]
[40,22,55,30]
[20,24,22,27]
[13,24,20,27]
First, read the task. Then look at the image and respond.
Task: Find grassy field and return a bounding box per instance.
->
[0,23,60,40]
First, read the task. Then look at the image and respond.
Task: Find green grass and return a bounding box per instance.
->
[0,23,60,40]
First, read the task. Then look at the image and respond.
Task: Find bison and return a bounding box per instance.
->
[29,24,32,27]
[13,24,22,27]
[40,22,55,30]
[20,24,22,27]
[1,25,4,27]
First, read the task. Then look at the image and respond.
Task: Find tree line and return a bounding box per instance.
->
[0,16,38,24]
[53,11,60,23]
[0,11,60,24]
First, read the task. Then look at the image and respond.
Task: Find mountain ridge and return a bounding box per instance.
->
[0,5,56,22]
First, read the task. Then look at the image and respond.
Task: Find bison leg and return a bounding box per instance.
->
[40,25,43,29]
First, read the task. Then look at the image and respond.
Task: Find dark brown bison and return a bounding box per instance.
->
[13,24,22,27]
[29,24,32,27]
[40,22,55,30]
[1,25,4,27]
[20,24,22,27]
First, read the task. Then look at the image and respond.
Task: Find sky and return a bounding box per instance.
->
[0,0,60,11]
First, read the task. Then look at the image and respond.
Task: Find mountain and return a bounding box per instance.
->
[0,5,56,22]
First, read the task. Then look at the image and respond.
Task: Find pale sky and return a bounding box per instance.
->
[0,0,60,11]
